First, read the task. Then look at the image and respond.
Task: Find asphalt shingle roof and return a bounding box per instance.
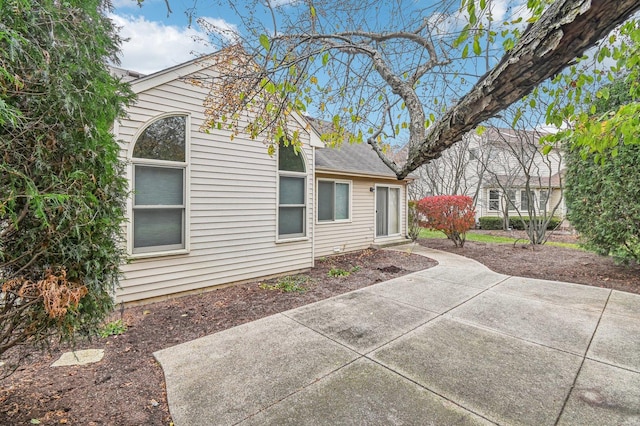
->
[308,118,404,180]
[315,143,403,179]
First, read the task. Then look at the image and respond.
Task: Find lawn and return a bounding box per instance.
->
[418,228,580,249]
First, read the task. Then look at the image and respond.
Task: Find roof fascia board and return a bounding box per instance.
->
[292,113,325,148]
[316,168,412,181]
[130,54,216,94]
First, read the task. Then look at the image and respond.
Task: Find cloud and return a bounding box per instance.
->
[109,13,213,74]
[426,0,529,36]
[267,0,300,7]
[196,16,241,44]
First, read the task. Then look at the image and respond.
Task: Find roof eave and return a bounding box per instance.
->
[315,167,412,181]
[130,53,218,94]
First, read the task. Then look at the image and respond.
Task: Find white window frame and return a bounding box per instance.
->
[316,179,352,223]
[488,189,500,211]
[128,113,190,258]
[520,190,534,212]
[506,189,517,211]
[276,145,308,242]
[539,189,549,212]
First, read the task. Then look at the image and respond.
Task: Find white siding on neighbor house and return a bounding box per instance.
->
[417,131,565,222]
[314,173,408,258]
[477,187,565,219]
[116,65,315,303]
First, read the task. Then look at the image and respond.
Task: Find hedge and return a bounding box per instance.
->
[478,217,503,230]
[478,216,562,231]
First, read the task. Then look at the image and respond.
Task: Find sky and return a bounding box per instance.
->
[110,0,526,75]
[110,0,236,74]
[109,0,544,139]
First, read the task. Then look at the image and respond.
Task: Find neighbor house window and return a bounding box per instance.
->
[507,190,517,211]
[520,190,533,212]
[278,144,306,239]
[318,180,350,222]
[131,115,187,254]
[539,190,549,212]
[488,190,500,211]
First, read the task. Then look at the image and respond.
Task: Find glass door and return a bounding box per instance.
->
[376,186,400,237]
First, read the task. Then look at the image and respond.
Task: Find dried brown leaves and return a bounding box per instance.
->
[2,268,88,319]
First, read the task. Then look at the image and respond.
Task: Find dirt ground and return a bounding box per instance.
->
[1,239,639,425]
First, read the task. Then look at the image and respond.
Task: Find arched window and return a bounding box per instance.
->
[278,144,306,239]
[131,115,188,254]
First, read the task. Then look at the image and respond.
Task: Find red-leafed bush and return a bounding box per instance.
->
[417,195,476,247]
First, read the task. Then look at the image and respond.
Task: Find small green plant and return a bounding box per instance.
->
[328,268,351,277]
[98,320,128,338]
[327,265,360,277]
[259,275,309,292]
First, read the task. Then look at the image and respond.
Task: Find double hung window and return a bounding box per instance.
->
[131,115,187,254]
[507,190,517,211]
[278,144,306,239]
[539,190,549,212]
[520,190,533,212]
[488,190,500,211]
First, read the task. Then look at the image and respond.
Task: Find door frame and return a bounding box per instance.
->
[374,184,402,239]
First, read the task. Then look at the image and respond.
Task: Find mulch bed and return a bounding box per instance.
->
[420,231,640,294]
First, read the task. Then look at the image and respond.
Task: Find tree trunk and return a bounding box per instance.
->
[394,0,640,179]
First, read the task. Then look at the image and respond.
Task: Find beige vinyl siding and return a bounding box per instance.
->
[314,173,408,258]
[116,66,315,303]
[549,188,566,218]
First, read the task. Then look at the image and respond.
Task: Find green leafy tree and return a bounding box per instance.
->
[544,19,640,158]
[564,77,640,263]
[0,0,133,363]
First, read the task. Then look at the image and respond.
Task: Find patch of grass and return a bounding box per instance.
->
[419,228,447,240]
[259,275,310,292]
[466,233,519,244]
[98,319,127,338]
[420,228,517,243]
[547,241,581,250]
[419,228,581,249]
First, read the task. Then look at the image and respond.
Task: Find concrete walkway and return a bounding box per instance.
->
[154,244,640,425]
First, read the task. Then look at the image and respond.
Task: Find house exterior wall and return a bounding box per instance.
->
[314,173,408,258]
[115,65,315,303]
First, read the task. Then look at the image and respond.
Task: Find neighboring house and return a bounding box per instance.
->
[414,126,566,222]
[111,57,411,303]
[477,171,565,220]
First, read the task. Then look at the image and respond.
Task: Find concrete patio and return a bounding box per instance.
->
[154,244,640,425]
